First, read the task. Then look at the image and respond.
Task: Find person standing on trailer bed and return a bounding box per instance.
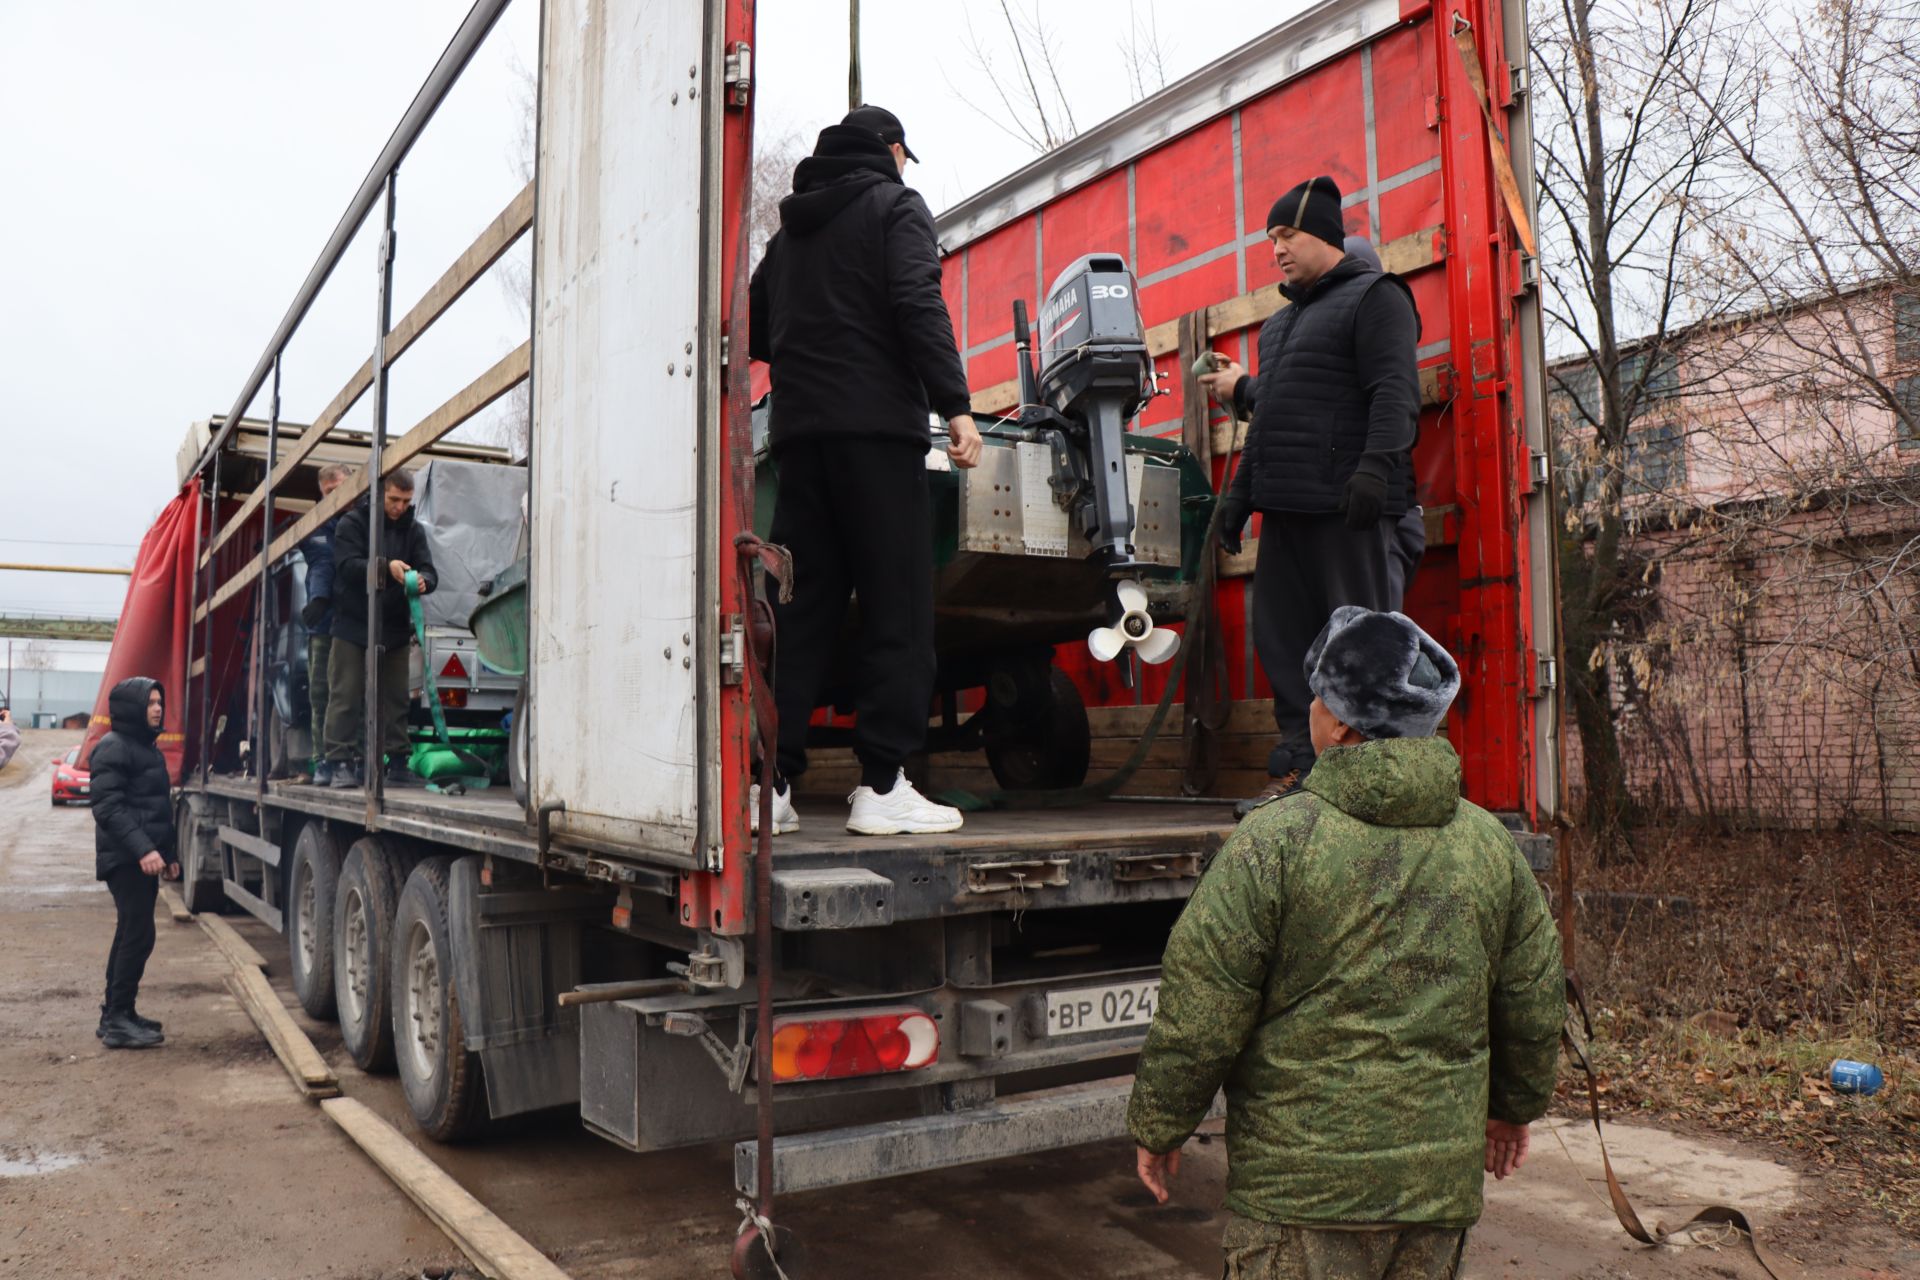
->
[298,461,352,785]
[89,677,179,1050]
[1198,176,1422,817]
[747,104,983,836]
[324,468,436,790]
[1127,609,1564,1279]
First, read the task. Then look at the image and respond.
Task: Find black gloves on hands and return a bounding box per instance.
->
[301,597,329,629]
[1217,492,1252,556]
[1342,455,1393,531]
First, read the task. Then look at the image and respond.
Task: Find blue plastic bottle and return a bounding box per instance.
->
[1830,1059,1885,1096]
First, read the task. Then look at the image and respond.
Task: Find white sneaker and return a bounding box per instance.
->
[749,780,800,835]
[846,770,964,835]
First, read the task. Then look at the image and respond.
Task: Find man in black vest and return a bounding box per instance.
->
[748,105,982,837]
[1199,176,1421,816]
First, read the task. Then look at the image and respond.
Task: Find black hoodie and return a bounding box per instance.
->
[90,677,175,880]
[330,497,437,650]
[748,124,972,451]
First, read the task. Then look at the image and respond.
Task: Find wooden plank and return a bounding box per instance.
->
[158,885,191,923]
[1087,700,1279,738]
[218,823,282,867]
[203,181,537,567]
[971,226,1444,418]
[188,656,208,680]
[225,967,338,1098]
[199,341,531,619]
[198,912,269,972]
[1214,501,1461,580]
[322,1096,573,1280]
[223,878,286,934]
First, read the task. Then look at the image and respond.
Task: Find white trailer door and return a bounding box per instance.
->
[530,0,719,860]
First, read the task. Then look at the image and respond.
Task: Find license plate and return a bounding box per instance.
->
[1043,980,1161,1036]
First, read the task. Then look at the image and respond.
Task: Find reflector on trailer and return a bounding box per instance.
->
[438,688,468,708]
[768,1007,939,1083]
[439,653,469,680]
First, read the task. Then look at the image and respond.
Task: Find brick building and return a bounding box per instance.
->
[1552,283,1920,827]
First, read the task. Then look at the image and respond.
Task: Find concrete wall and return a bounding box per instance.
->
[2,669,102,729]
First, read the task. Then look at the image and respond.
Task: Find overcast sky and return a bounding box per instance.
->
[1,0,1297,670]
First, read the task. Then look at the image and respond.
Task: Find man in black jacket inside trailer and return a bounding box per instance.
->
[90,676,179,1049]
[325,468,437,790]
[1198,175,1423,817]
[747,105,983,838]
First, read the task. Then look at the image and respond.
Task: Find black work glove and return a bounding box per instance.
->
[1217,491,1252,556]
[301,597,329,628]
[1342,455,1393,531]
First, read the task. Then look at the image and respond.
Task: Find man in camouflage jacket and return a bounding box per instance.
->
[1127,607,1564,1279]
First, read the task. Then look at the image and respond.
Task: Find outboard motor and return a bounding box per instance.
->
[1008,254,1178,668]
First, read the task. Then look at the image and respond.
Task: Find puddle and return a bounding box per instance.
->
[0,1149,86,1178]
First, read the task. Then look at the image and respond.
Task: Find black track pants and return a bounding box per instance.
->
[768,438,935,784]
[103,865,158,1017]
[1250,511,1397,777]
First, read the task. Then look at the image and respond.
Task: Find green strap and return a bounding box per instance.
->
[406,570,490,792]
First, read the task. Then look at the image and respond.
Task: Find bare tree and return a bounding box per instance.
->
[949,1,1081,153]
[1532,0,1754,841]
[1120,0,1173,100]
[750,129,808,268]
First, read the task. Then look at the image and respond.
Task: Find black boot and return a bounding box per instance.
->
[98,1002,162,1036]
[100,1011,163,1049]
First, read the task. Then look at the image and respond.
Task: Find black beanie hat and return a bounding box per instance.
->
[1267,176,1346,249]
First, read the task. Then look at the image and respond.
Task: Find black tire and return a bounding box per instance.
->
[391,857,487,1141]
[334,838,405,1073]
[288,823,343,1020]
[177,802,227,915]
[508,684,529,808]
[985,667,1092,791]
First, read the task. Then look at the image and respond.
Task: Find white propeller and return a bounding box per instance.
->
[1087,578,1181,665]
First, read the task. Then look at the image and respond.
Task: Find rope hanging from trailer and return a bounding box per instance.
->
[719,44,795,1274]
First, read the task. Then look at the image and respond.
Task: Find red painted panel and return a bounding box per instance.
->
[1380,177,1445,248]
[963,222,1037,349]
[1041,169,1130,288]
[1133,116,1237,277]
[1370,26,1437,178]
[1237,52,1368,234]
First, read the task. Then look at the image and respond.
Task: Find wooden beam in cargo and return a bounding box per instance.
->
[202,181,535,568]
[198,341,530,620]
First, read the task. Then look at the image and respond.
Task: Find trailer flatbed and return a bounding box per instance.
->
[202,771,1238,924]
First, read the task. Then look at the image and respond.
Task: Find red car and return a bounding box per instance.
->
[51,746,90,806]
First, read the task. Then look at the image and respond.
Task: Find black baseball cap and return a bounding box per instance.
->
[843,104,918,162]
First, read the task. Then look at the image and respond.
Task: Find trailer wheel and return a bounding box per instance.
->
[391,857,487,1141]
[985,668,1091,791]
[288,823,343,1020]
[334,838,405,1073]
[177,801,227,915]
[508,684,529,808]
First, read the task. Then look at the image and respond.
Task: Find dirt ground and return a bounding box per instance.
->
[2,728,1915,1279]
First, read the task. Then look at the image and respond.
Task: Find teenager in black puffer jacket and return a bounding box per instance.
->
[89,676,179,1049]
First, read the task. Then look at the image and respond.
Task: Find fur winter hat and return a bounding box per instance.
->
[1304,607,1460,740]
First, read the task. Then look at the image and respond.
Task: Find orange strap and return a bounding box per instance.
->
[1562,974,1798,1280]
[1449,18,1539,260]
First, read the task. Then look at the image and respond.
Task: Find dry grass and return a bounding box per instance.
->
[1556,827,1920,1233]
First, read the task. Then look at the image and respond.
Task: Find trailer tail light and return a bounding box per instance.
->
[768,1008,939,1083]
[439,653,469,681]
[438,688,468,708]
